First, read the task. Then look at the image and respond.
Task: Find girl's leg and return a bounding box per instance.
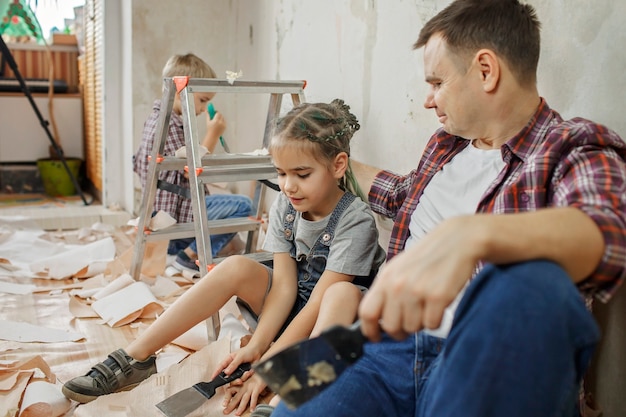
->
[311,281,362,337]
[264,282,363,412]
[127,255,269,360]
[63,255,271,404]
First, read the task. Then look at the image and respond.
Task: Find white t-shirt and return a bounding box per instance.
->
[405,141,505,338]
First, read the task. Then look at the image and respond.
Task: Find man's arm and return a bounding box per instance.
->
[359,207,605,341]
[475,207,604,282]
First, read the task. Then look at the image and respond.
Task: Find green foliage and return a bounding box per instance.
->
[0,0,44,43]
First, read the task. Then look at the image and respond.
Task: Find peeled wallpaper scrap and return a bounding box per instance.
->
[0,355,65,417]
[0,230,64,278]
[18,381,71,417]
[0,281,36,295]
[91,274,135,300]
[29,237,116,279]
[67,274,186,323]
[0,320,85,343]
[91,281,164,327]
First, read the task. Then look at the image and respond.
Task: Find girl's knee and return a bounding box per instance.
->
[212,255,263,282]
[327,281,362,300]
[321,282,362,313]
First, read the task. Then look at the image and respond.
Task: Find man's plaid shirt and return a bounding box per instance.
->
[369,99,626,302]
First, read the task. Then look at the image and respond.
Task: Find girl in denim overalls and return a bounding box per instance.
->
[62,99,385,416]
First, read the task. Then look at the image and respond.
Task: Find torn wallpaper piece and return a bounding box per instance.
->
[91,274,134,300]
[0,230,65,278]
[0,320,85,343]
[0,281,36,295]
[91,281,164,327]
[0,356,62,417]
[18,381,71,417]
[28,237,116,279]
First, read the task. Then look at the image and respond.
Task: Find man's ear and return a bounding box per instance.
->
[476,49,500,93]
[333,152,349,179]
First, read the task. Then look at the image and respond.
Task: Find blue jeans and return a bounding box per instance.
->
[167,194,252,258]
[271,260,600,417]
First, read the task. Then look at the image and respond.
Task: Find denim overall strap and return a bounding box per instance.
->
[287,192,356,305]
[314,192,356,248]
[282,200,297,242]
[281,192,356,246]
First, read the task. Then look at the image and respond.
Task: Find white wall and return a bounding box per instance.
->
[125,0,626,190]
[0,95,83,161]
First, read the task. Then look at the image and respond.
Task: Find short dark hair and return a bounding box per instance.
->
[414,0,541,87]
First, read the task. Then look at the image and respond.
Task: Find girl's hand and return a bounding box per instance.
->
[221,373,268,416]
[211,344,263,380]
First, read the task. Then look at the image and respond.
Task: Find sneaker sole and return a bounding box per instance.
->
[62,381,141,404]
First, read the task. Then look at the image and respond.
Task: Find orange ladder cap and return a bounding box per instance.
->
[183,166,203,176]
[147,154,164,163]
[173,76,190,93]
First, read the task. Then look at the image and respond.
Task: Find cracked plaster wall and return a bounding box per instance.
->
[130,0,626,175]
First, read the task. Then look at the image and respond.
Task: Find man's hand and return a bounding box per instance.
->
[221,373,268,416]
[359,215,483,341]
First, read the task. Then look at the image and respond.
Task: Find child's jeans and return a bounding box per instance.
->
[167,193,252,258]
[271,260,600,417]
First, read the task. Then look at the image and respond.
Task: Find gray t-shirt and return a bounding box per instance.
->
[263,192,386,277]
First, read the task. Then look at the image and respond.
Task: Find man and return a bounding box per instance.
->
[270,0,626,416]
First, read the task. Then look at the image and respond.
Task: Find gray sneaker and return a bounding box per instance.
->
[251,404,275,417]
[62,349,157,403]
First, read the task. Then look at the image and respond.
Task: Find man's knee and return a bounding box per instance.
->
[454,260,599,348]
[468,260,578,309]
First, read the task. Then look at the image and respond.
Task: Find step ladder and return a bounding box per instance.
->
[130,76,306,340]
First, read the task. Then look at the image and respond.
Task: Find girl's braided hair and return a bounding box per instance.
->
[269,99,366,201]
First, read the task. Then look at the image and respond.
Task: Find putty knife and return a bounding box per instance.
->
[155,362,251,417]
[253,321,366,409]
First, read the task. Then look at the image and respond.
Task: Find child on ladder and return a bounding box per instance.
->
[133,53,253,277]
[62,99,387,415]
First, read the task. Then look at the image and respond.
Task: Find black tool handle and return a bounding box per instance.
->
[320,321,368,364]
[215,362,252,385]
[194,362,252,399]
